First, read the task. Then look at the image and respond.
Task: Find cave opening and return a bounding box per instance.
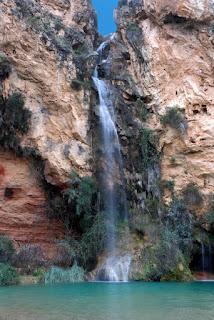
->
[4,187,14,199]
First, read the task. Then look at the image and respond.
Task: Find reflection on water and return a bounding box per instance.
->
[0,282,214,320]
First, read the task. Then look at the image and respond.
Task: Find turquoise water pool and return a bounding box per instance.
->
[0,282,213,320]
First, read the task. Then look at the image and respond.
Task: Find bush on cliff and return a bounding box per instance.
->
[182,183,203,207]
[47,171,98,234]
[72,213,106,270]
[0,263,19,286]
[0,53,11,81]
[64,171,97,218]
[0,92,31,153]
[13,244,47,274]
[53,241,74,268]
[0,235,15,264]
[161,106,187,134]
[139,225,192,281]
[165,198,194,254]
[138,128,160,169]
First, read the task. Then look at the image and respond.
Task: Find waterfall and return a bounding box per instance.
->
[92,41,131,282]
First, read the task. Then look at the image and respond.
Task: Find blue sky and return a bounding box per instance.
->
[92,0,118,35]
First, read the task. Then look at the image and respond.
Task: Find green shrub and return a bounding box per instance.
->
[73,213,106,270]
[32,267,46,279]
[182,183,203,206]
[44,263,85,284]
[165,199,193,254]
[53,241,74,268]
[138,128,160,169]
[0,235,15,263]
[140,239,180,281]
[47,171,98,233]
[144,195,160,216]
[0,263,19,286]
[161,180,175,192]
[13,244,47,274]
[140,225,192,281]
[161,106,187,134]
[0,92,31,153]
[64,171,97,218]
[0,53,11,81]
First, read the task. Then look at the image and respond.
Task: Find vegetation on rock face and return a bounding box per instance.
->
[13,245,47,274]
[0,53,11,81]
[136,98,149,122]
[0,235,15,264]
[161,106,187,134]
[131,198,194,281]
[14,0,90,65]
[47,171,98,233]
[165,198,193,255]
[0,92,32,154]
[138,128,160,169]
[182,183,203,207]
[44,264,85,284]
[53,241,74,268]
[0,263,19,286]
[140,238,192,281]
[64,171,97,218]
[161,179,175,192]
[70,213,106,270]
[47,171,106,272]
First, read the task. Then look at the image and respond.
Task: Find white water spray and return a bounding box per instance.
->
[92,41,131,282]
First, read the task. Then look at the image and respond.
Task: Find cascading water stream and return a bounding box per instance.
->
[92,40,131,282]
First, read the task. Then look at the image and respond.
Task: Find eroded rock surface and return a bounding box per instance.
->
[115,0,214,205]
[0,0,97,254]
[0,151,64,257]
[0,0,97,185]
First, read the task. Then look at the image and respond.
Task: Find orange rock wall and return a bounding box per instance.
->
[0,151,64,258]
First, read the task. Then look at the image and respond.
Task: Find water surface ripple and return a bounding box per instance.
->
[0,282,213,320]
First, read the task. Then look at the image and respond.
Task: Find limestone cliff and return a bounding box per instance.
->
[114,0,214,210]
[0,0,97,255]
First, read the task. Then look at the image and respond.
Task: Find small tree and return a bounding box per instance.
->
[161,106,187,134]
[0,263,19,286]
[0,235,15,263]
[64,171,97,218]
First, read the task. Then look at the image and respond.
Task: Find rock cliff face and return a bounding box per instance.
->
[115,0,214,209]
[0,0,97,185]
[0,150,64,257]
[0,0,97,256]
